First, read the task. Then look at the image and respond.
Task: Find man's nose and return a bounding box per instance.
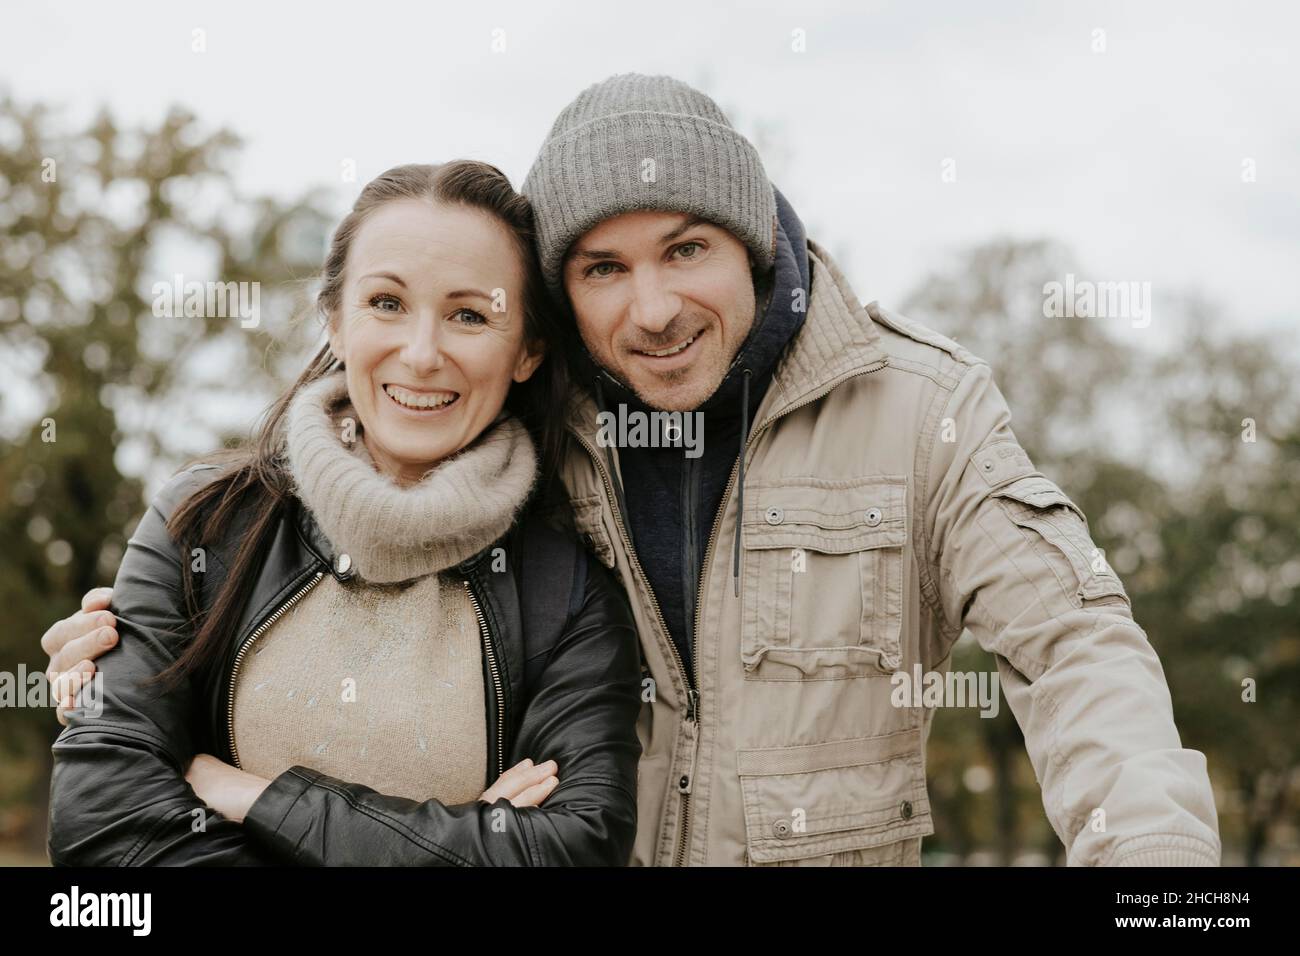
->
[627,269,681,335]
[400,313,445,376]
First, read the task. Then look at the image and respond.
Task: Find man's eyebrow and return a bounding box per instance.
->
[359,271,407,287]
[658,215,711,244]
[568,248,618,264]
[567,216,714,266]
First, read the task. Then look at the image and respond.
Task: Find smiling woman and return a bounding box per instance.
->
[329,198,543,484]
[46,162,643,866]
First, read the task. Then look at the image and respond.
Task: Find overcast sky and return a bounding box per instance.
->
[3,0,1297,346]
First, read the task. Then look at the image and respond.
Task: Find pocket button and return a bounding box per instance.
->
[773,819,793,839]
[764,507,785,526]
[864,508,882,527]
[900,800,913,820]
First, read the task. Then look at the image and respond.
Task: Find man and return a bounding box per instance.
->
[44,73,1220,866]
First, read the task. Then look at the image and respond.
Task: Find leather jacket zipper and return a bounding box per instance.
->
[226,569,326,768]
[464,576,506,782]
[222,565,506,786]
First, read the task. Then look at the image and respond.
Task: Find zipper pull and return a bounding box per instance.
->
[678,700,701,795]
[685,687,700,723]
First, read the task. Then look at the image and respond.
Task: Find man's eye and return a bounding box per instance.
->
[674,242,701,259]
[454,308,487,326]
[369,294,401,313]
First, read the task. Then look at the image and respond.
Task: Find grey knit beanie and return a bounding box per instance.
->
[522,73,777,300]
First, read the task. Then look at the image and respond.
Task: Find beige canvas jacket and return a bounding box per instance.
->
[557,239,1221,867]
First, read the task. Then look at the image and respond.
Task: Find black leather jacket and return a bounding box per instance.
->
[48,464,642,866]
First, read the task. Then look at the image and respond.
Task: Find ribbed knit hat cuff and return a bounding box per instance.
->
[525,111,777,298]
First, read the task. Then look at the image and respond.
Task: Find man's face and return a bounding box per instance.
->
[562,211,757,412]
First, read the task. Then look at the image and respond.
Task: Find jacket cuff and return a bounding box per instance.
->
[1110,833,1222,867]
[243,766,321,861]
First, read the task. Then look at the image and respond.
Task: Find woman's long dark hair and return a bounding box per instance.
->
[150,161,574,690]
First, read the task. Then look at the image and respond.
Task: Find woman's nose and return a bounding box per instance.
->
[400,314,444,376]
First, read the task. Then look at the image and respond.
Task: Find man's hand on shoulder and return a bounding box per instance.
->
[42,587,117,726]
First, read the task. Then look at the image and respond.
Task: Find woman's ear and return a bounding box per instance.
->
[512,338,546,384]
[326,313,344,365]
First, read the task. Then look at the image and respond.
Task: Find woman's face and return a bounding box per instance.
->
[327,199,543,485]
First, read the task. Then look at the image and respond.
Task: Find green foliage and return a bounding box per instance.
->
[1,97,1294,863]
[907,239,1300,865]
[0,96,332,849]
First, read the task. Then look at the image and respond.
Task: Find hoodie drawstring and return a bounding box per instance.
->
[732,368,752,597]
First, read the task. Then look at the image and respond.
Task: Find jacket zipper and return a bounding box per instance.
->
[226,569,326,768]
[572,431,698,865]
[573,433,684,684]
[222,566,506,785]
[574,357,888,866]
[672,358,889,866]
[464,577,506,782]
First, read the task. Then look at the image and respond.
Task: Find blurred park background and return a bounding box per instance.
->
[2,1,1297,864]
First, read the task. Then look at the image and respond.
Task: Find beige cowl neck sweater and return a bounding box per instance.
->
[231,370,537,803]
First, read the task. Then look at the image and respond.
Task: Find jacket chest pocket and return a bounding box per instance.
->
[740,475,908,681]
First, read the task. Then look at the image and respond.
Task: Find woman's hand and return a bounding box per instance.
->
[185,753,271,823]
[480,758,559,808]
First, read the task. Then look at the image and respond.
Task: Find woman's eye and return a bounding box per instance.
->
[587,262,620,278]
[369,294,402,313]
[674,241,701,259]
[454,308,487,326]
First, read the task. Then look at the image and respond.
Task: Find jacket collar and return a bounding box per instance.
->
[752,238,890,427]
[292,498,356,582]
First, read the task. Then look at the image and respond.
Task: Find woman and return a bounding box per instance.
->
[47,161,642,866]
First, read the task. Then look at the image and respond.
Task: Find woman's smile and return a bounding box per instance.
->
[381,382,461,415]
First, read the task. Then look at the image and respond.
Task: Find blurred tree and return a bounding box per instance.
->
[1141,301,1300,866]
[1,97,1294,865]
[0,95,332,854]
[902,238,1298,865]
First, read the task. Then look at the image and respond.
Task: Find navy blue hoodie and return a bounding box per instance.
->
[580,188,810,685]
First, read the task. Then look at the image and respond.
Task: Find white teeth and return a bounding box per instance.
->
[384,384,457,410]
[642,333,698,358]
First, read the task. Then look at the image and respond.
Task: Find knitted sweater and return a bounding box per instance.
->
[230,370,537,802]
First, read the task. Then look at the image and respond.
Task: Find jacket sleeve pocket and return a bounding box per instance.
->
[736,728,933,865]
[986,475,1129,606]
[740,475,909,680]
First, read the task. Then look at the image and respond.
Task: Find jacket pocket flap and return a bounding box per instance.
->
[742,475,908,554]
[989,475,1086,522]
[989,477,1127,603]
[737,730,933,862]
